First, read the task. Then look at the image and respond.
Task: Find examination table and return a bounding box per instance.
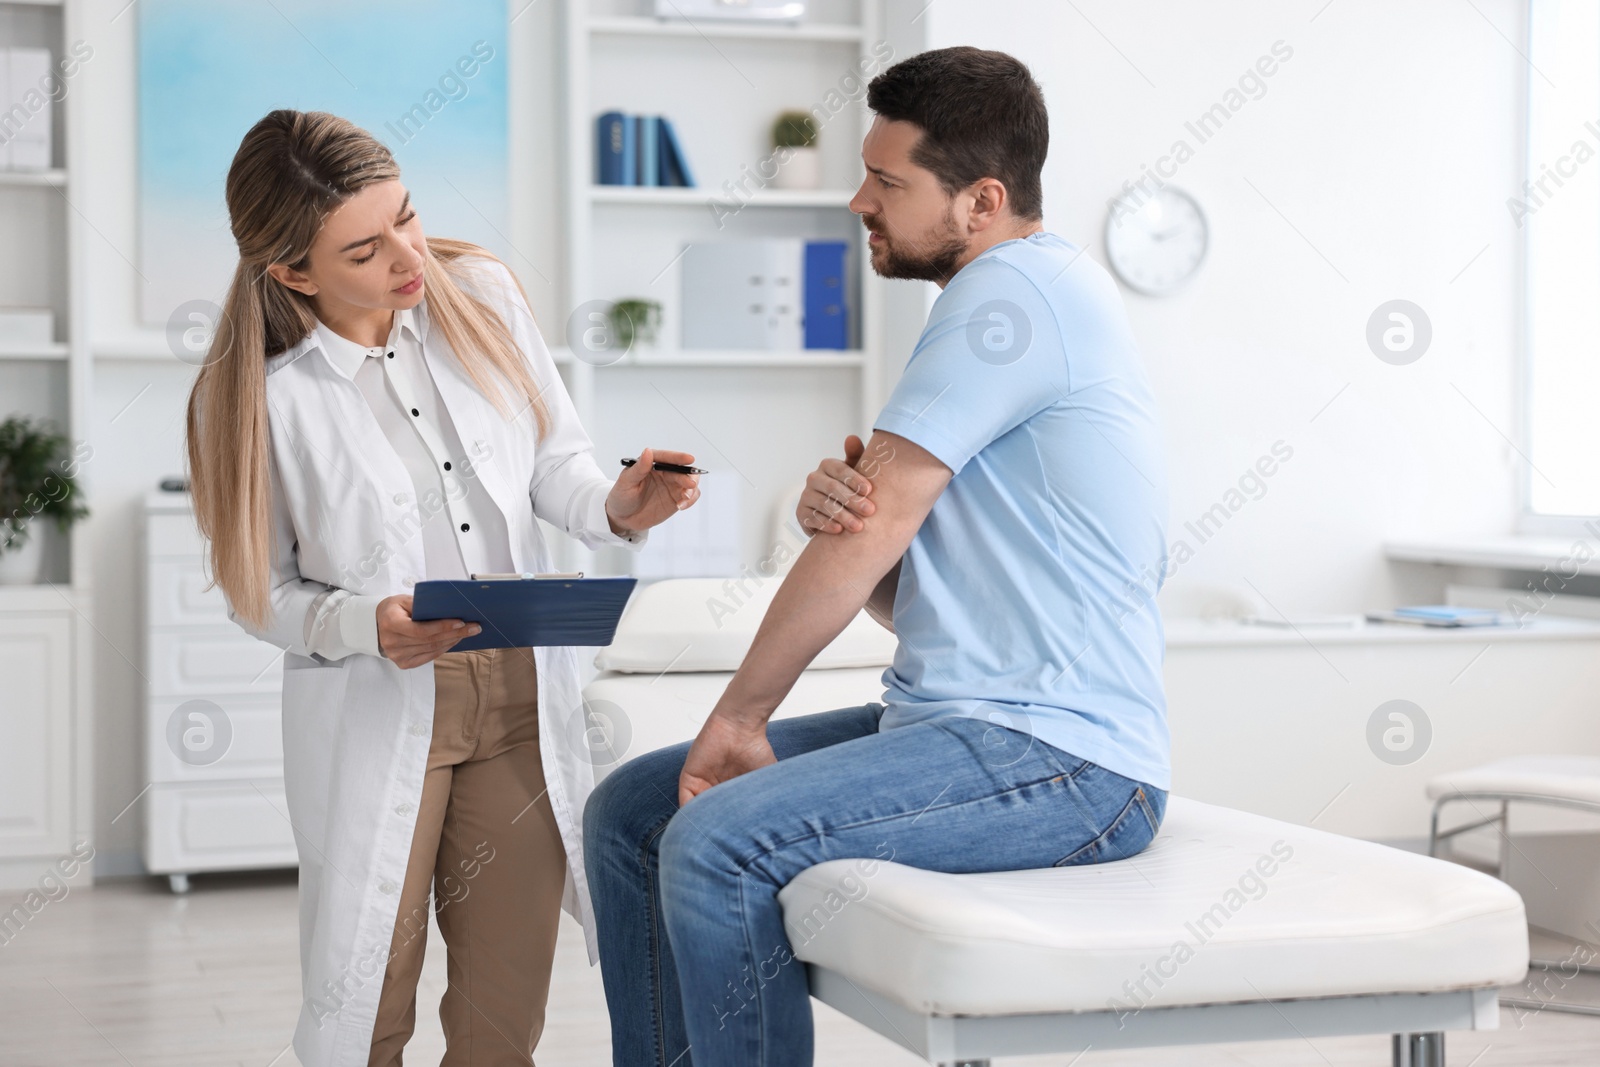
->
[582,579,1529,1067]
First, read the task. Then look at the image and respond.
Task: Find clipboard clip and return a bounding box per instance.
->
[470,571,585,581]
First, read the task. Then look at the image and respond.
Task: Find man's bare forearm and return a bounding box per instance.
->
[864,558,900,633]
[709,431,948,729]
[712,525,909,727]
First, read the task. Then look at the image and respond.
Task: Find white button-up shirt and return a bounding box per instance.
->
[301,305,641,659]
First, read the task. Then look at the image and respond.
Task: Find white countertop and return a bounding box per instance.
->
[1165,614,1600,647]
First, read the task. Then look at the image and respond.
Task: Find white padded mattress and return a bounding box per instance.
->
[778,797,1528,1016]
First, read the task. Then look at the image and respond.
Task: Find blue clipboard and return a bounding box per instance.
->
[411,577,638,651]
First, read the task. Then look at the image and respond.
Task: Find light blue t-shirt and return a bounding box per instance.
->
[872,232,1171,790]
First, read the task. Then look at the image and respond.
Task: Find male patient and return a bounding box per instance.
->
[584,46,1169,1067]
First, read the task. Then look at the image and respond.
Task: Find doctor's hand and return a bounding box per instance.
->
[376,595,481,669]
[678,710,776,806]
[798,434,876,535]
[605,446,701,536]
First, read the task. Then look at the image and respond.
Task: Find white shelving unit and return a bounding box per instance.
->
[0,166,66,186]
[0,340,68,359]
[588,14,868,42]
[557,0,888,574]
[0,0,94,889]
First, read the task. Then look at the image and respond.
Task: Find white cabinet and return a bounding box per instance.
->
[142,493,296,892]
[0,613,72,862]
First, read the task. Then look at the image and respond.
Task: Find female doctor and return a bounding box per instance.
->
[185,110,700,1066]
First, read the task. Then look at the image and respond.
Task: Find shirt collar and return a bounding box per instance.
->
[312,305,423,381]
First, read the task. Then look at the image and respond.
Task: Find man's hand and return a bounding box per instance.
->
[798,434,876,535]
[678,711,777,806]
[606,446,701,536]
[377,594,481,669]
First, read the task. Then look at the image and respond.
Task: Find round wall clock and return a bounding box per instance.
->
[1104,185,1209,296]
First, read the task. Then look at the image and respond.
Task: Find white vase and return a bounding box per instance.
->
[773,146,822,191]
[0,532,44,585]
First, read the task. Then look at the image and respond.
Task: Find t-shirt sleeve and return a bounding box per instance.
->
[872,259,1064,475]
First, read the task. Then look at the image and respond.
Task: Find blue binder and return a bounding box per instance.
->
[638,116,661,186]
[658,117,695,187]
[597,111,635,186]
[411,577,638,650]
[803,241,849,349]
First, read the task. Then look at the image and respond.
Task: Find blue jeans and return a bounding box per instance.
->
[582,704,1167,1067]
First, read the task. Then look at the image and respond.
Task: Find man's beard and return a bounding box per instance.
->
[862,206,968,283]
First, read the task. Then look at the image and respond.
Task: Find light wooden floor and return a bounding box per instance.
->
[3,869,1600,1066]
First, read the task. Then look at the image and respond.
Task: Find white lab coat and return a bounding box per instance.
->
[225,258,640,1067]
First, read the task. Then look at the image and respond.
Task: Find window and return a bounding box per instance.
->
[1523,1,1600,523]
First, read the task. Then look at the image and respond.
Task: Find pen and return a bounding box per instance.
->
[620,458,709,475]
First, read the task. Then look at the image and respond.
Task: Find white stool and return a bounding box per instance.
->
[1427,755,1600,1017]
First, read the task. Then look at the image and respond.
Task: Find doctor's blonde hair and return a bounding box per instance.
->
[186,109,551,629]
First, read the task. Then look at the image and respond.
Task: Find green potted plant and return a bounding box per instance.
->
[607,298,662,354]
[771,109,821,190]
[0,415,89,585]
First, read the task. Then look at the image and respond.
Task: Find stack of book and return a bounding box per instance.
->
[596,113,694,187]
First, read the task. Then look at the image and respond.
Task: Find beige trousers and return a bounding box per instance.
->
[368,646,566,1067]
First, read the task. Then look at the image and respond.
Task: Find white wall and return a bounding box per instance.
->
[924,0,1525,614]
[76,0,1527,870]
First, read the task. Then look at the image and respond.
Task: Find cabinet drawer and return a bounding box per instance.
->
[147,512,207,557]
[145,694,284,783]
[147,558,232,626]
[148,630,284,697]
[144,780,298,875]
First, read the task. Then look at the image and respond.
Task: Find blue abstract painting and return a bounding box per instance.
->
[137,0,508,325]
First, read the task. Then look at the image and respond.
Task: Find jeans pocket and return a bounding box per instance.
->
[1136,786,1166,836]
[1054,787,1161,867]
